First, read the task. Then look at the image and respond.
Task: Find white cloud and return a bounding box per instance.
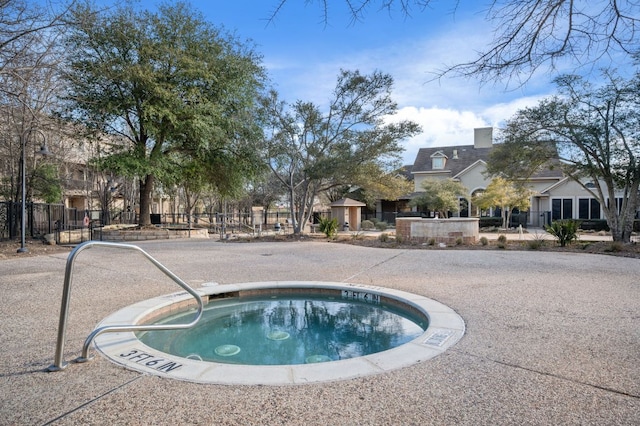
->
[386,106,489,164]
[388,93,551,165]
[481,95,549,124]
[261,7,558,166]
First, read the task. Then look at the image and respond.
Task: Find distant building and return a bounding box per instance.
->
[376,127,631,228]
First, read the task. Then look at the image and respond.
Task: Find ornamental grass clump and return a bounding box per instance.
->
[605,241,624,252]
[527,239,545,250]
[545,219,579,247]
[527,231,547,250]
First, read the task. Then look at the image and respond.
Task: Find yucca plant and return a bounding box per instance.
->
[545,219,579,247]
[318,217,339,239]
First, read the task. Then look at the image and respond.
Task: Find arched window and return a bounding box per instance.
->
[470,189,485,217]
[459,198,469,217]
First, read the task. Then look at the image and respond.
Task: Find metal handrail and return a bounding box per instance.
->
[47,241,204,372]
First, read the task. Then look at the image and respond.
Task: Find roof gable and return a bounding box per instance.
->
[413,145,491,176]
[454,159,487,179]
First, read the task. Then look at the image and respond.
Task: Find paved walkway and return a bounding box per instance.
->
[1,239,638,425]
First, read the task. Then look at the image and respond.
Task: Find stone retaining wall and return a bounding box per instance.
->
[396,217,479,244]
[100,228,209,241]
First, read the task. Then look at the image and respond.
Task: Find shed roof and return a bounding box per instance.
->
[329,198,367,207]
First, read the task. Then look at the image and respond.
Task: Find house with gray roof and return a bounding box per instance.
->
[409,127,563,226]
[375,127,626,228]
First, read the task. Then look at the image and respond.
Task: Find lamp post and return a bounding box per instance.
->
[17,129,50,253]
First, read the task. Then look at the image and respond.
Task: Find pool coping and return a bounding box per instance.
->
[94,281,465,385]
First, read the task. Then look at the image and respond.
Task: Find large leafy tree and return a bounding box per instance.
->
[62,2,266,225]
[344,163,413,207]
[409,178,468,218]
[493,70,640,242]
[260,69,421,234]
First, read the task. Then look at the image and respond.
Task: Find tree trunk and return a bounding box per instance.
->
[608,181,639,243]
[501,206,509,229]
[610,204,636,243]
[138,174,153,226]
[505,208,513,229]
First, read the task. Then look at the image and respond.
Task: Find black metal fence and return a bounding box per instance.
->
[0,201,138,242]
[0,202,330,243]
[361,211,399,224]
[1,202,63,241]
[148,210,331,235]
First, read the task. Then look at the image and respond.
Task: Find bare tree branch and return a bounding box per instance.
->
[438,0,640,84]
[268,1,639,85]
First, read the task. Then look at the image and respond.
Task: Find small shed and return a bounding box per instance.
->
[329,198,366,231]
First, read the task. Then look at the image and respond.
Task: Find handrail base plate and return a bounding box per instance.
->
[75,355,94,364]
[46,362,68,372]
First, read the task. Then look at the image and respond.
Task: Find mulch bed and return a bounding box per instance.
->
[225,233,640,259]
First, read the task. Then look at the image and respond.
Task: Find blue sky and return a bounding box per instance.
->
[103,1,566,164]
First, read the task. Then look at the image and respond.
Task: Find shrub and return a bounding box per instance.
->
[527,239,545,250]
[527,231,547,250]
[578,219,609,232]
[545,219,579,247]
[455,237,463,246]
[318,217,338,239]
[375,221,388,231]
[605,241,624,252]
[480,236,489,246]
[428,238,436,246]
[497,234,508,249]
[350,231,363,240]
[361,220,375,230]
[378,232,390,242]
[479,217,503,228]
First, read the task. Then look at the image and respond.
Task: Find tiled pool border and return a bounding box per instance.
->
[94,281,465,385]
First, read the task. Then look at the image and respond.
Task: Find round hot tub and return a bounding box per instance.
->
[138,292,428,365]
[94,281,465,385]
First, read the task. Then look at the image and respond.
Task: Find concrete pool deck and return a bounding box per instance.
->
[1,239,638,425]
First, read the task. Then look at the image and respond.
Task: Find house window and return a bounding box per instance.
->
[552,198,573,220]
[471,189,485,217]
[578,198,601,220]
[432,157,445,169]
[459,198,469,217]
